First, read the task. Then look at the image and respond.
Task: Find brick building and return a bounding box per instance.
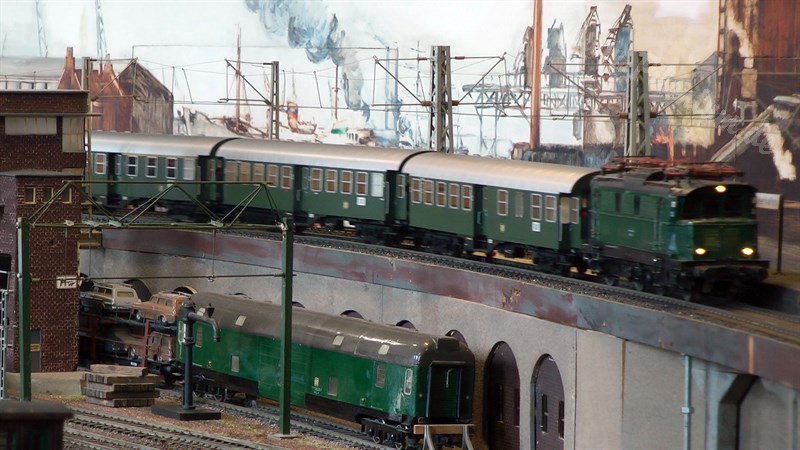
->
[0,90,88,372]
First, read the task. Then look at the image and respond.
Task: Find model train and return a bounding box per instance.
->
[181,292,475,449]
[87,132,768,299]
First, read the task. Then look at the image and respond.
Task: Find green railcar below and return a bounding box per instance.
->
[179,292,475,448]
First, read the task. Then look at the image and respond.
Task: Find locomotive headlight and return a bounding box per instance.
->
[715,185,727,193]
[741,247,755,257]
[694,247,707,256]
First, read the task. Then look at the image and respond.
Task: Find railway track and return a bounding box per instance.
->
[64,406,275,450]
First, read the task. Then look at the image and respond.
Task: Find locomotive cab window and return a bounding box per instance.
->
[680,185,756,219]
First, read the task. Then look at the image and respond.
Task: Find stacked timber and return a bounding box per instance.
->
[82,364,160,407]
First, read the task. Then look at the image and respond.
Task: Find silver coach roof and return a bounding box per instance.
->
[216,139,424,172]
[91,132,232,158]
[192,292,451,366]
[402,152,600,194]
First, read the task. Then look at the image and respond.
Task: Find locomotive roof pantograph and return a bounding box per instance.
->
[191,292,470,367]
[91,132,235,158]
[401,152,600,194]
[214,138,426,172]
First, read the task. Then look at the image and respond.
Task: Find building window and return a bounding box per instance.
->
[5,117,56,135]
[325,169,337,193]
[59,188,72,204]
[281,166,293,190]
[253,163,265,182]
[239,162,250,182]
[310,168,322,192]
[545,195,557,223]
[166,158,177,179]
[633,195,640,215]
[531,194,542,220]
[44,187,54,202]
[340,171,352,194]
[62,117,84,152]
[397,175,406,199]
[462,185,472,211]
[126,156,138,176]
[497,190,508,216]
[356,172,367,196]
[94,153,107,175]
[182,158,195,180]
[436,182,446,207]
[266,164,278,187]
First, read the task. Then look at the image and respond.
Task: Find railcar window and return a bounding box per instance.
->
[375,365,385,388]
[341,171,352,194]
[497,190,508,216]
[328,377,338,396]
[531,194,542,220]
[127,156,138,176]
[266,164,278,187]
[253,163,265,182]
[146,157,157,178]
[24,187,36,204]
[356,172,368,196]
[462,185,472,211]
[302,168,310,190]
[424,180,434,205]
[231,355,240,373]
[94,154,107,175]
[514,192,524,218]
[225,161,237,181]
[436,182,446,207]
[281,166,293,190]
[311,168,322,192]
[449,183,459,208]
[397,175,406,198]
[326,169,337,193]
[371,173,384,197]
[239,162,250,182]
[411,178,421,203]
[545,195,557,223]
[166,158,177,179]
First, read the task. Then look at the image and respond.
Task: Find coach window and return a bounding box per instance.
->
[340,171,352,194]
[266,164,278,187]
[462,185,472,211]
[326,169,337,193]
[423,180,434,205]
[411,178,421,203]
[146,157,158,178]
[498,190,508,216]
[397,175,406,198]
[571,197,580,223]
[281,166,293,190]
[356,172,368,196]
[311,168,323,192]
[531,194,542,220]
[239,162,251,182]
[126,156,138,176]
[166,158,177,179]
[253,163,265,182]
[515,192,524,218]
[182,158,195,180]
[225,161,237,181]
[560,197,571,223]
[370,173,384,197]
[545,195,557,222]
[94,154,107,175]
[449,183,459,208]
[436,182,446,207]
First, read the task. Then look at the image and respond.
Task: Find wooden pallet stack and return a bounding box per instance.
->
[82,364,160,407]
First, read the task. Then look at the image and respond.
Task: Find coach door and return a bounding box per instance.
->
[198,156,224,206]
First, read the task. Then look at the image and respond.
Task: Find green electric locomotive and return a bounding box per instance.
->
[180,292,475,448]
